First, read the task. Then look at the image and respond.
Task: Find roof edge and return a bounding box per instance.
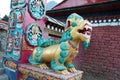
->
[47,1,120,13]
[51,0,66,10]
[0,20,8,25]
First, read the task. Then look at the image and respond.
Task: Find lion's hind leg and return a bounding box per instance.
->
[29,47,49,69]
[29,55,49,69]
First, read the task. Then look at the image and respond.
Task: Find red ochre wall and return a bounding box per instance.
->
[74,26,120,80]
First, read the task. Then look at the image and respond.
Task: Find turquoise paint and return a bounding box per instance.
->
[35,52,41,57]
[29,0,45,19]
[58,57,65,64]
[11,0,26,9]
[65,64,74,68]
[29,54,43,64]
[37,38,60,47]
[6,8,25,60]
[37,37,45,47]
[60,32,67,42]
[35,57,43,64]
[36,47,43,51]
[60,29,72,42]
[35,47,43,57]
[51,59,66,71]
[67,13,83,21]
[84,40,90,50]
[60,43,68,50]
[67,14,73,19]
[74,14,83,21]
[28,55,42,64]
[29,47,43,64]
[60,51,69,58]
[71,22,77,27]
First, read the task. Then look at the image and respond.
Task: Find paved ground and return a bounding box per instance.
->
[82,72,108,80]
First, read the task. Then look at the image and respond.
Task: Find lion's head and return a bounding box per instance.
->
[61,13,92,50]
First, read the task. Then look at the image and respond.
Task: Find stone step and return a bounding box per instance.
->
[0,74,8,80]
[19,64,83,80]
[0,68,4,75]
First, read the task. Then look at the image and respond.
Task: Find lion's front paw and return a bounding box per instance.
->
[38,64,49,69]
[33,64,49,69]
[56,70,69,75]
[67,68,76,73]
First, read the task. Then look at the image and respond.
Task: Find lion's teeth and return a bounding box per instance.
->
[85,25,92,31]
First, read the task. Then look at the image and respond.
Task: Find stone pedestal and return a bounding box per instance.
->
[19,64,83,80]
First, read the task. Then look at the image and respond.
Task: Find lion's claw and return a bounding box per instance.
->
[67,68,76,73]
[56,70,69,75]
[32,64,49,69]
[38,64,49,69]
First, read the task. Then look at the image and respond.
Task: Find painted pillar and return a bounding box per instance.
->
[3,0,47,80]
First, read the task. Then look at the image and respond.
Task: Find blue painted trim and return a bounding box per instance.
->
[2,57,18,80]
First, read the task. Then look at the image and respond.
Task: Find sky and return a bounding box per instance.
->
[0,0,11,18]
[47,0,63,3]
[0,0,63,18]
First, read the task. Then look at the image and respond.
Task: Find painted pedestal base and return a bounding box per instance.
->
[19,64,83,80]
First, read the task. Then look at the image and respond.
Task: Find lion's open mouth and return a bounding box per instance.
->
[77,24,92,38]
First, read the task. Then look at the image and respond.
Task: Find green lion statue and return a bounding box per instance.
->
[29,13,92,74]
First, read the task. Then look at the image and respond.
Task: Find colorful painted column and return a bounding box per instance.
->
[3,0,47,80]
[3,0,26,80]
